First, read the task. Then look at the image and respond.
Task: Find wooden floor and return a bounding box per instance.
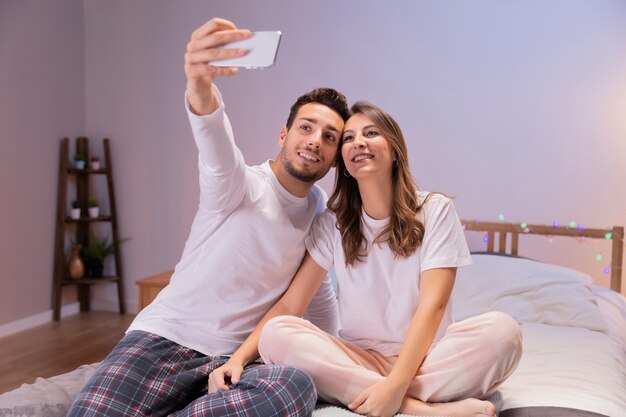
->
[0,311,135,394]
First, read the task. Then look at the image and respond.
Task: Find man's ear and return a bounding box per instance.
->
[278,127,287,147]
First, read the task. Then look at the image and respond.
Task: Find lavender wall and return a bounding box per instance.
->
[0,0,85,325]
[2,0,625,327]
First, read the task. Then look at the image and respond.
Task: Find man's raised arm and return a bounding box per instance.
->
[183,18,252,214]
[183,18,251,115]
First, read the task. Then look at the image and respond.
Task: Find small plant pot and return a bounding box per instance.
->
[90,161,101,170]
[90,260,104,278]
[85,258,104,278]
[74,160,86,169]
[88,207,100,218]
[70,208,81,220]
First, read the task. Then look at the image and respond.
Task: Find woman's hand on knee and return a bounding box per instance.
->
[348,380,405,417]
[208,359,244,393]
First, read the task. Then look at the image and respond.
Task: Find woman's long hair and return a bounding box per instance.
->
[327,101,431,266]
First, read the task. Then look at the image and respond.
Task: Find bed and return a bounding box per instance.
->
[0,221,624,417]
[454,220,625,417]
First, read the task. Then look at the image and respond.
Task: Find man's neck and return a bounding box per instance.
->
[269,160,312,198]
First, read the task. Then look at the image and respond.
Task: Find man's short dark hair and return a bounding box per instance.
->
[286,88,350,129]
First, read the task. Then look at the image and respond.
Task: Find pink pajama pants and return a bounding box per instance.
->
[258,312,522,406]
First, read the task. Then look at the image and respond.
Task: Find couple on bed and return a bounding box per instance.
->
[68,18,521,417]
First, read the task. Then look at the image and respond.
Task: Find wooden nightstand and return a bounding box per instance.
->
[136,270,173,310]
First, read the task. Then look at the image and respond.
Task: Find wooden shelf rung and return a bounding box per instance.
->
[64,216,113,223]
[62,276,120,286]
[67,168,109,175]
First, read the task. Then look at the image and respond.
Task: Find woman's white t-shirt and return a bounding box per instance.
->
[305,192,472,356]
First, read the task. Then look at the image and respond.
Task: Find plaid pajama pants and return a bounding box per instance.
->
[67,331,317,417]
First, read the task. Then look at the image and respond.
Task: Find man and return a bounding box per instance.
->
[68,18,349,417]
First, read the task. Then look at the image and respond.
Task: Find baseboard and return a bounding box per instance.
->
[0,302,80,338]
[0,297,138,339]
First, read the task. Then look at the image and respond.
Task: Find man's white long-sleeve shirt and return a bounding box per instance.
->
[128,87,339,356]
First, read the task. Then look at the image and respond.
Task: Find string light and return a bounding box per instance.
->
[469,215,624,278]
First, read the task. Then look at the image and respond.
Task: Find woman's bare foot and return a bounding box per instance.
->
[400,396,496,417]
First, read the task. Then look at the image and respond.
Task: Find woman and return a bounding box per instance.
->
[209,102,522,417]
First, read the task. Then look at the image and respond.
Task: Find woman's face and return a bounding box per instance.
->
[341,113,394,180]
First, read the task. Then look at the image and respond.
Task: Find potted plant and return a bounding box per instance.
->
[87,196,99,218]
[89,155,101,170]
[80,234,128,277]
[70,200,81,219]
[73,153,86,169]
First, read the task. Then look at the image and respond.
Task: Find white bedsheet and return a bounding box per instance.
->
[452,255,626,416]
[499,321,626,416]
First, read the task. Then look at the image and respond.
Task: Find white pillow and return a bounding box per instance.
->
[451,254,608,332]
[592,285,626,346]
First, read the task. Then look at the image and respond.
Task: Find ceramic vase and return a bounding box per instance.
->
[68,244,85,279]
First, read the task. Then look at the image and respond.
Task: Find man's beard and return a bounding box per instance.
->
[281,151,328,183]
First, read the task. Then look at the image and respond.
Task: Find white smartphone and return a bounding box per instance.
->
[213,31,282,69]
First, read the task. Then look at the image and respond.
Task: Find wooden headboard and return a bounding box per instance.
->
[461,220,624,293]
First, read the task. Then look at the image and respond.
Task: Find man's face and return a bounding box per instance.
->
[278,103,344,183]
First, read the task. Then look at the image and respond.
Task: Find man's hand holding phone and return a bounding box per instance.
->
[184,18,282,116]
[184,18,252,115]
